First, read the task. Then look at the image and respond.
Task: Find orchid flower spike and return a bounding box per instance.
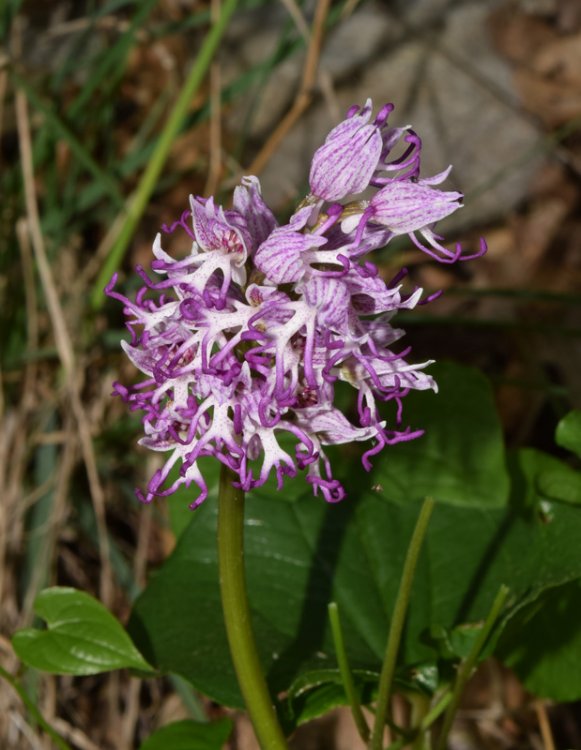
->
[108,100,485,507]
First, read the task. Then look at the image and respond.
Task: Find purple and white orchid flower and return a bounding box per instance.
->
[108,100,485,507]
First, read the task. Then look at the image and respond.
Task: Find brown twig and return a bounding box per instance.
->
[0,220,44,622]
[279,0,310,40]
[534,701,556,750]
[14,59,113,607]
[51,717,103,750]
[120,503,153,747]
[0,63,7,164]
[0,409,15,620]
[204,0,223,197]
[22,415,77,620]
[246,0,332,176]
[341,0,363,19]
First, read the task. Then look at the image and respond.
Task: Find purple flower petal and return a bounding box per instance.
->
[309,99,383,201]
[233,176,278,251]
[254,226,326,284]
[369,180,463,234]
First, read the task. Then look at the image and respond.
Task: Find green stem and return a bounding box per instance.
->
[409,693,431,750]
[435,584,509,750]
[419,692,452,733]
[217,465,289,750]
[369,497,435,750]
[328,601,370,743]
[91,0,240,310]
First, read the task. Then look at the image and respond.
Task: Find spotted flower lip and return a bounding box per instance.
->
[109,99,485,507]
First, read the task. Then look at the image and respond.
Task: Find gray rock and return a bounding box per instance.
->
[253,1,543,230]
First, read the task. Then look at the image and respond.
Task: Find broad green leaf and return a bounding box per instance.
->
[139,719,232,750]
[161,362,507,545]
[162,362,508,544]
[371,362,509,507]
[556,410,581,456]
[13,587,153,675]
[129,446,581,713]
[517,448,581,507]
[498,579,581,701]
[495,450,581,701]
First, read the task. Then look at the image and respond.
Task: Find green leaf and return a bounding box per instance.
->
[556,410,581,456]
[517,448,581,507]
[371,362,509,507]
[284,682,359,728]
[129,445,581,714]
[430,623,484,660]
[537,466,581,506]
[13,587,153,675]
[498,579,581,701]
[282,670,377,730]
[139,719,232,750]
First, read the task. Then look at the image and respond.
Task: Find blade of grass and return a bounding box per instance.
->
[10,68,124,208]
[0,1,23,39]
[0,665,73,750]
[65,0,158,119]
[91,0,240,310]
[21,412,58,619]
[170,674,208,723]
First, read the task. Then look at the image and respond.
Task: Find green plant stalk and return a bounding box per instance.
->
[0,665,72,750]
[435,584,509,750]
[409,693,431,750]
[217,465,289,750]
[369,497,435,750]
[328,601,370,743]
[419,692,452,733]
[385,692,452,750]
[91,0,240,310]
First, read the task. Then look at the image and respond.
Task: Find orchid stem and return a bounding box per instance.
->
[435,584,509,750]
[217,465,289,750]
[329,601,371,743]
[369,497,435,750]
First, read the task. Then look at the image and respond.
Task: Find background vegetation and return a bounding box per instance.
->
[2,0,581,748]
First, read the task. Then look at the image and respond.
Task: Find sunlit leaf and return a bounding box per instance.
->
[13,588,153,675]
[556,410,581,457]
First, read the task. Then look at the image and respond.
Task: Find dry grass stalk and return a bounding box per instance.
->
[14,55,113,607]
[203,0,223,198]
[534,701,556,750]
[247,0,332,176]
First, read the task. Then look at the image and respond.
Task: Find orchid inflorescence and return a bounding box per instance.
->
[108,99,485,507]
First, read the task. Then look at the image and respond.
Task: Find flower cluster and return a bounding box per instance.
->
[108,100,485,507]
